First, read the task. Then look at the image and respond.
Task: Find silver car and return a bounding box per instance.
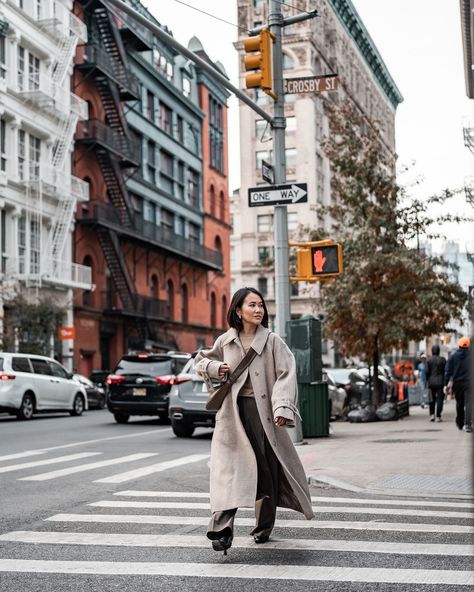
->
[168,354,215,438]
[0,353,88,420]
[323,370,349,418]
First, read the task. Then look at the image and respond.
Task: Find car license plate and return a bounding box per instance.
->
[133,388,146,396]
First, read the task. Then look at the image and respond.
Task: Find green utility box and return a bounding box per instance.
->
[298,382,329,438]
[286,316,322,383]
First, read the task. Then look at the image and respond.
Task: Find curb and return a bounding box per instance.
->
[308,475,474,501]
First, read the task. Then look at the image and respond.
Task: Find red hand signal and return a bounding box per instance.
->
[313,249,326,272]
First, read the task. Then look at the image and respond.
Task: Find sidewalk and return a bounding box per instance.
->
[297,399,473,499]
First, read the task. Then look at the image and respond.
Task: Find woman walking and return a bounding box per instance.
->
[194,287,314,555]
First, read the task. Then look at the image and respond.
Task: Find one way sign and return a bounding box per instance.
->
[248,183,308,208]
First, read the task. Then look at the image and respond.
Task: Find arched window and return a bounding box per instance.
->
[214,235,222,254]
[283,52,295,70]
[181,283,188,323]
[221,294,227,328]
[210,292,217,328]
[166,279,174,319]
[210,184,215,217]
[150,274,159,298]
[82,255,93,306]
[219,190,225,219]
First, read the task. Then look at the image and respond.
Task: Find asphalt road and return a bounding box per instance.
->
[0,409,472,591]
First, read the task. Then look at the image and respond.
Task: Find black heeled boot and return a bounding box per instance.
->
[211,529,233,556]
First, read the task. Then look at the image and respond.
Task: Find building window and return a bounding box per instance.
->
[181,283,188,323]
[131,193,143,217]
[18,215,26,274]
[221,295,227,328]
[255,89,269,105]
[188,222,200,244]
[176,115,184,144]
[210,292,216,328]
[258,246,273,266]
[18,130,26,180]
[258,277,268,296]
[0,119,6,172]
[82,255,93,306]
[285,148,297,170]
[182,74,191,98]
[29,134,41,179]
[28,53,40,90]
[283,52,295,71]
[209,185,215,216]
[161,208,174,233]
[187,169,199,208]
[153,48,174,81]
[146,140,156,183]
[291,282,299,296]
[17,46,25,90]
[255,119,271,143]
[219,190,225,219]
[214,235,222,255]
[143,200,156,224]
[287,211,299,231]
[30,221,41,273]
[166,279,174,319]
[159,102,172,135]
[286,116,296,134]
[256,150,271,171]
[177,161,185,198]
[160,150,174,194]
[257,214,273,233]
[209,96,224,173]
[146,90,155,122]
[0,37,6,80]
[1,210,6,274]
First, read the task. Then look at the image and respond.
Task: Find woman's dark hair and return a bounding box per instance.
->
[227,287,269,330]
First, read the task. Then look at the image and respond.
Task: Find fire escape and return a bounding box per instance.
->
[463,122,474,207]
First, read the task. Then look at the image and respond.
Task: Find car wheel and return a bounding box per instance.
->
[17,393,35,420]
[171,419,195,438]
[114,413,130,424]
[70,394,85,416]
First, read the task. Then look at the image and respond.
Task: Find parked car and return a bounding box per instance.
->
[73,374,106,409]
[0,353,88,420]
[106,352,190,423]
[89,370,110,390]
[168,354,216,437]
[323,370,349,418]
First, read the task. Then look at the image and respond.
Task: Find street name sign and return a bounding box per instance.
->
[248,183,308,207]
[284,74,338,94]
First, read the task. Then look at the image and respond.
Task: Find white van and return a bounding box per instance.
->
[0,353,88,420]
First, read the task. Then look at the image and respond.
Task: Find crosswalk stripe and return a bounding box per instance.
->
[0,559,472,584]
[0,453,101,474]
[92,454,210,484]
[18,454,158,481]
[1,531,472,556]
[0,450,48,462]
[46,513,474,533]
[89,500,471,519]
[113,490,474,510]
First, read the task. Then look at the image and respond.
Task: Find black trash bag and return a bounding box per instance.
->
[360,403,377,422]
[347,407,363,423]
[376,401,399,421]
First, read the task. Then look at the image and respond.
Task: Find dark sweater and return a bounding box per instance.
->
[444,348,470,385]
[426,355,446,388]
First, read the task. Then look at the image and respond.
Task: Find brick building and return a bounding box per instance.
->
[72,0,230,375]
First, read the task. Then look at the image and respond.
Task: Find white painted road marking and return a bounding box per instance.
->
[18,454,158,481]
[93,454,210,484]
[0,450,48,462]
[90,500,471,519]
[0,560,472,585]
[46,513,474,533]
[0,453,101,474]
[113,490,474,510]
[1,531,472,556]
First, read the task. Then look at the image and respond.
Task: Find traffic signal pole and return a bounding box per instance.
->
[268,0,290,341]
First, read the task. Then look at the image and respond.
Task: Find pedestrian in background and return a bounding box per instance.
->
[444,337,472,433]
[425,345,446,422]
[417,354,428,409]
[194,287,314,555]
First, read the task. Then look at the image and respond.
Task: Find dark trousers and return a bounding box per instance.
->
[207,396,279,540]
[453,382,472,429]
[429,386,444,418]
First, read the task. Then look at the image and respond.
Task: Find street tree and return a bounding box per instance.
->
[303,101,468,405]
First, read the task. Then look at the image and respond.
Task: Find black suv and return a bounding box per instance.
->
[106,353,190,423]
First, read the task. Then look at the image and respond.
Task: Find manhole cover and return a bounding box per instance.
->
[370,438,436,443]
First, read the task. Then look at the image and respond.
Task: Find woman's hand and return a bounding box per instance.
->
[218,363,230,378]
[275,416,287,427]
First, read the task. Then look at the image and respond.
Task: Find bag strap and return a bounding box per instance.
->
[226,347,257,387]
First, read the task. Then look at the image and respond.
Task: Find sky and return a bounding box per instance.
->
[145,0,473,248]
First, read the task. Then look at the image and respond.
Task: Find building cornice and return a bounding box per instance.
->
[328,0,403,109]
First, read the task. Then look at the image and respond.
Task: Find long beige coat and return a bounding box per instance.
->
[194,325,314,520]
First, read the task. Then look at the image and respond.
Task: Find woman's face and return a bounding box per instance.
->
[237,292,265,329]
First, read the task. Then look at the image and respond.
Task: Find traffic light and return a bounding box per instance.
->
[243,28,276,98]
[290,241,343,282]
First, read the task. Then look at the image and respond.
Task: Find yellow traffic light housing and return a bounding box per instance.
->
[243,28,276,99]
[290,240,343,282]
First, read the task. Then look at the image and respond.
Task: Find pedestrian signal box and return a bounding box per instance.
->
[290,241,343,282]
